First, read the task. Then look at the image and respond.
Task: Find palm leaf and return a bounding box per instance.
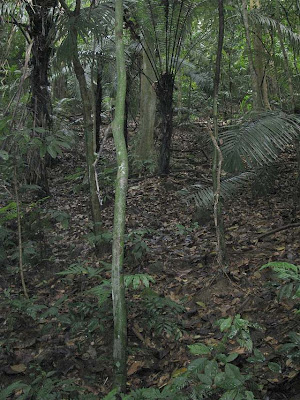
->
[250,11,300,50]
[220,113,299,173]
[193,172,255,209]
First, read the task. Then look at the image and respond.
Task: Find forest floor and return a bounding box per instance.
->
[0,122,300,399]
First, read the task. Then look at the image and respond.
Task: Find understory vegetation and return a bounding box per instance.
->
[0,0,300,399]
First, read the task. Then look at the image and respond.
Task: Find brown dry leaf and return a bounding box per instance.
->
[231,347,247,354]
[128,361,144,376]
[264,336,278,345]
[10,364,27,373]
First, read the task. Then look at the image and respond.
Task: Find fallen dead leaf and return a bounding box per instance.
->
[128,361,144,376]
[10,364,27,373]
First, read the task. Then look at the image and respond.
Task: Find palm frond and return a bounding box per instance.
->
[221,112,300,173]
[181,59,213,92]
[193,172,255,209]
[250,11,300,50]
[134,0,198,76]
[56,2,114,64]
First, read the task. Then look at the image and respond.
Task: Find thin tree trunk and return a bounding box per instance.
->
[135,43,156,166]
[58,1,102,246]
[211,0,226,268]
[276,15,295,112]
[157,73,174,175]
[95,61,103,153]
[112,0,128,392]
[250,0,270,109]
[72,50,103,243]
[241,0,262,110]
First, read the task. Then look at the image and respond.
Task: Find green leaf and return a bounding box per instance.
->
[0,382,29,400]
[47,144,57,158]
[188,343,212,355]
[226,353,239,362]
[268,362,282,373]
[219,317,233,332]
[197,373,213,385]
[245,391,255,400]
[225,364,243,380]
[247,349,265,363]
[219,389,239,400]
[0,150,9,160]
[204,360,219,378]
[218,378,244,390]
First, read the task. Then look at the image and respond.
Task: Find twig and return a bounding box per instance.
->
[258,223,300,240]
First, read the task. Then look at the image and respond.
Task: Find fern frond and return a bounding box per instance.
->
[124,274,155,289]
[57,263,102,278]
[87,281,111,306]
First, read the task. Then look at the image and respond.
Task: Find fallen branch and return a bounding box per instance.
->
[258,222,300,240]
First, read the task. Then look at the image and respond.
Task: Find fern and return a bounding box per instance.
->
[124,274,155,289]
[141,289,185,339]
[87,280,111,306]
[260,262,300,306]
[57,263,102,278]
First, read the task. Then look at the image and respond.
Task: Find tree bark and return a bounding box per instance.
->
[26,0,56,193]
[112,0,128,392]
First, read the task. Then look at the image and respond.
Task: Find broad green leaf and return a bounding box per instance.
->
[268,362,282,373]
[220,317,233,332]
[0,150,9,160]
[188,343,211,355]
[226,353,239,362]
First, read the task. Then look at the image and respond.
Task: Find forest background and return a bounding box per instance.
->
[0,0,300,399]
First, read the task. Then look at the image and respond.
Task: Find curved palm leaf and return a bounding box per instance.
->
[220,113,300,173]
[193,172,255,209]
[250,11,300,50]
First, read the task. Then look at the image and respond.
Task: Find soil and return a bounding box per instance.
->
[0,123,299,399]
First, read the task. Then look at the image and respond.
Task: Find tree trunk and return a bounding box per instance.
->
[135,44,157,166]
[241,0,262,110]
[26,0,56,193]
[276,22,295,111]
[157,73,174,175]
[211,0,226,268]
[95,61,103,153]
[250,0,270,110]
[71,27,102,245]
[112,0,128,392]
